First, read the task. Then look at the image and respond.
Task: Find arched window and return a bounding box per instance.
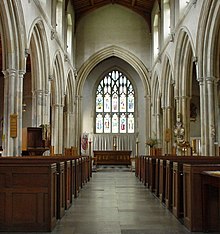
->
[153,13,159,59]
[163,0,170,40]
[66,13,72,55]
[95,70,135,134]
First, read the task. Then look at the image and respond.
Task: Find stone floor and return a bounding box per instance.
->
[2,166,210,234]
[50,167,202,234]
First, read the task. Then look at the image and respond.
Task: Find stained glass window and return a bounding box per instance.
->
[95,70,135,133]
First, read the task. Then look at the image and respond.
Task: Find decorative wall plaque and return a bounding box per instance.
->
[10,114,17,138]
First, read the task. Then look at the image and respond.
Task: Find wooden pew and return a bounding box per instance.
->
[183,164,220,232]
[201,170,220,232]
[0,159,57,232]
[0,154,91,232]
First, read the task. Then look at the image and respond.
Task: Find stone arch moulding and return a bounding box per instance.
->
[161,55,174,108]
[52,51,65,105]
[65,69,75,113]
[174,28,195,98]
[151,71,161,116]
[0,0,27,156]
[27,19,50,91]
[76,45,151,97]
[0,0,26,71]
[196,0,220,78]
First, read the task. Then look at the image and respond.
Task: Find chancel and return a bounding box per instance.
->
[0,0,220,233]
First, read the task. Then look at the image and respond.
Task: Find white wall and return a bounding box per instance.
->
[75,4,152,70]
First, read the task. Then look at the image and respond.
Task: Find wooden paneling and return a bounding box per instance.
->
[0,163,57,232]
[183,164,220,232]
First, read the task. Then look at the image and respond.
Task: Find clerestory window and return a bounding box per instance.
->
[95,70,135,134]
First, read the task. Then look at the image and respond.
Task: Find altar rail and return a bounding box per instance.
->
[135,155,220,232]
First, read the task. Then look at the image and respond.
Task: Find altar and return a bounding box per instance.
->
[93,150,132,165]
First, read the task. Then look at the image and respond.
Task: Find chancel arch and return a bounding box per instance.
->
[76,46,150,155]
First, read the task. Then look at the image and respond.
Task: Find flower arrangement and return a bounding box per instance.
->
[146,138,158,148]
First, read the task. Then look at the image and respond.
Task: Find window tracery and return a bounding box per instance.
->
[95,70,135,133]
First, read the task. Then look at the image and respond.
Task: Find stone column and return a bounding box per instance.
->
[181,96,190,142]
[58,103,64,153]
[32,90,43,126]
[166,106,173,154]
[162,107,166,155]
[2,69,24,156]
[75,95,82,151]
[145,95,151,155]
[51,104,63,154]
[198,77,207,155]
[69,111,75,147]
[206,77,216,156]
[16,70,25,156]
[43,90,50,124]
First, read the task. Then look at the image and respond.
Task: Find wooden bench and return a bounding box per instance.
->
[0,160,57,232]
[0,155,91,232]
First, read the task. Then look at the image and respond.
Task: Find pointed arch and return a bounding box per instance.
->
[197,0,220,78]
[76,45,150,97]
[28,19,50,91]
[161,55,174,108]
[151,71,161,116]
[0,0,26,156]
[0,0,26,70]
[174,29,195,98]
[196,0,220,155]
[52,51,65,105]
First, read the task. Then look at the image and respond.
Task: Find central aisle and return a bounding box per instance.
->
[52,170,193,234]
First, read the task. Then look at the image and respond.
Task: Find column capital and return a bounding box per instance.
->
[206,76,216,83]
[180,96,191,101]
[48,75,54,81]
[197,77,204,84]
[53,103,64,108]
[2,68,17,77]
[18,70,26,77]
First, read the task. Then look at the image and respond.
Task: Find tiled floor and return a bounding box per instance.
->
[2,167,208,234]
[50,167,199,234]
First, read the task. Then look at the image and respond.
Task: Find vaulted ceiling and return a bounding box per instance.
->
[69,0,156,27]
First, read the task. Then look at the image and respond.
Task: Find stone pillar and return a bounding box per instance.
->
[2,69,24,156]
[32,90,43,127]
[16,70,25,156]
[162,107,166,155]
[32,89,50,126]
[166,106,173,154]
[58,103,64,153]
[198,78,207,155]
[181,96,190,142]
[43,90,50,124]
[206,77,217,156]
[145,95,151,154]
[51,104,63,154]
[75,95,82,150]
